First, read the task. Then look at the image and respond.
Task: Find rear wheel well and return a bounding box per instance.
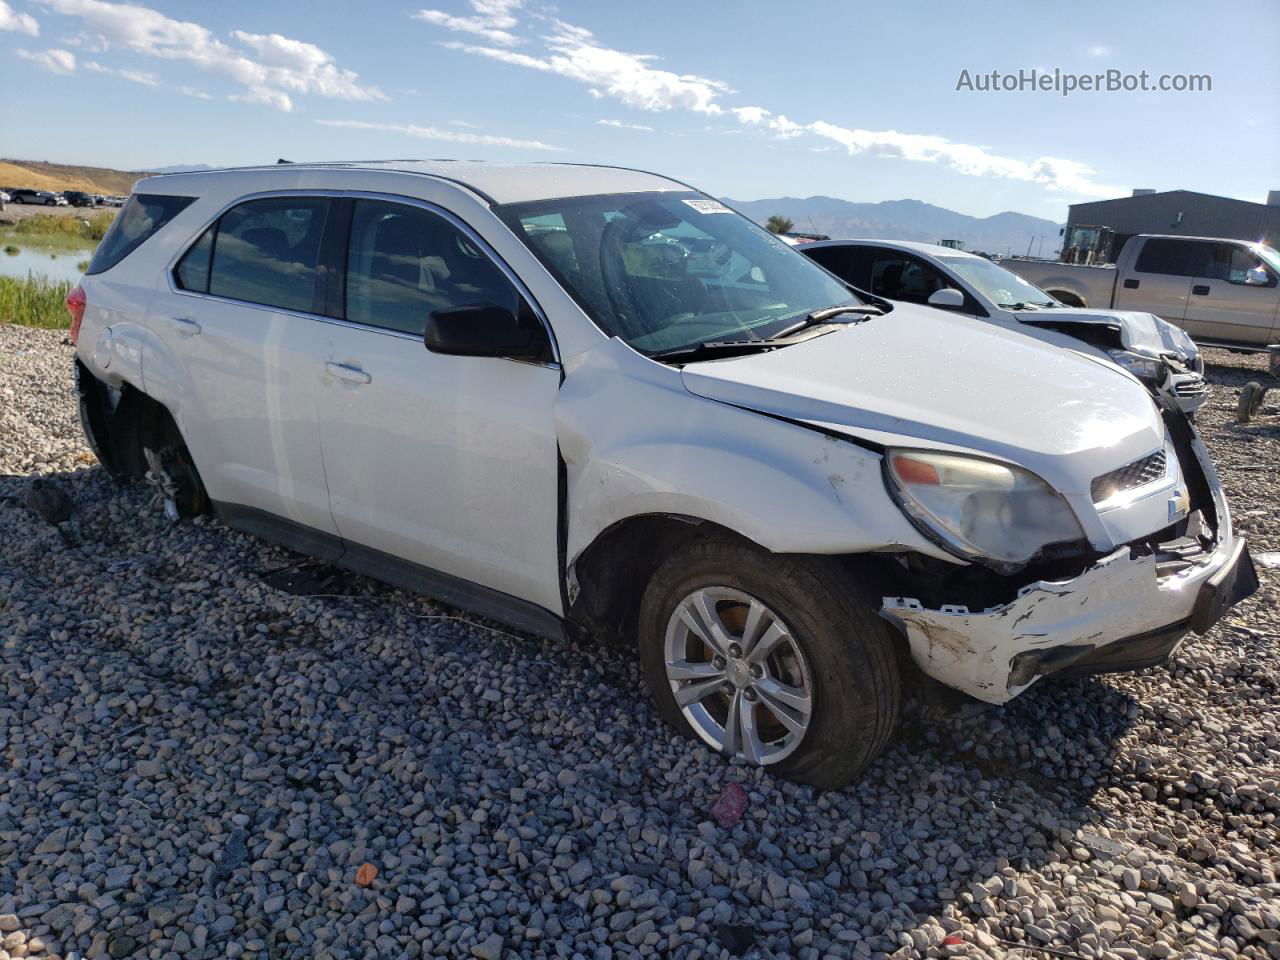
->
[77,362,185,481]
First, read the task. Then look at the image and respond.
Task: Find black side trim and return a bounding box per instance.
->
[318,197,354,319]
[214,501,344,564]
[213,501,565,641]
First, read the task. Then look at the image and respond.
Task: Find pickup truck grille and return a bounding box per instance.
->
[1092,450,1168,503]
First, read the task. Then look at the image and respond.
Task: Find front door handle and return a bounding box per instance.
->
[169,317,202,337]
[325,361,372,384]
[1191,284,1210,296]
[1122,278,1139,289]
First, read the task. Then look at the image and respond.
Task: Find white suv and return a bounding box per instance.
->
[69,161,1257,787]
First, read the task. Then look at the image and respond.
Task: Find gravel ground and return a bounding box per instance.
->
[1,323,1278,960]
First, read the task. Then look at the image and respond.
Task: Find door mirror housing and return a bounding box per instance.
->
[424,304,549,359]
[927,287,966,310]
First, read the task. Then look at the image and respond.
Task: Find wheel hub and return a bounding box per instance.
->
[726,659,752,689]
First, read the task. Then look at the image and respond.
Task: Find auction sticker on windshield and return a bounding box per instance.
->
[683,199,731,214]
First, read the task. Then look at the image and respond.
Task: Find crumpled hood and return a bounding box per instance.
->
[679,304,1167,496]
[1012,306,1199,361]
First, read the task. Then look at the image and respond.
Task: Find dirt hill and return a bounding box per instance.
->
[0,159,148,196]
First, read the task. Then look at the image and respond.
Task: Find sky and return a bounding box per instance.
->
[1,0,1277,220]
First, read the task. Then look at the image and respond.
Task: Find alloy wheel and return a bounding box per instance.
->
[663,586,814,765]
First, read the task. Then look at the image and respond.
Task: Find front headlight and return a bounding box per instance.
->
[1106,349,1162,381]
[884,450,1086,571]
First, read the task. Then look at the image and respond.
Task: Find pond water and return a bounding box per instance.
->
[0,245,94,284]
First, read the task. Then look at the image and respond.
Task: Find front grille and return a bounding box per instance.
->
[1174,377,1208,397]
[1091,450,1168,503]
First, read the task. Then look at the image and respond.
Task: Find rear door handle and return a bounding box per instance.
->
[1191,284,1210,296]
[325,361,372,384]
[169,317,202,336]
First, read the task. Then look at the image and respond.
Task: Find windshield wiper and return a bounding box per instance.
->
[1000,301,1055,310]
[648,327,841,363]
[771,303,882,339]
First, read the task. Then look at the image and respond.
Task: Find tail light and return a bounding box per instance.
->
[66,284,86,344]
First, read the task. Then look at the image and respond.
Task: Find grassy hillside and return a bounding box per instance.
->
[0,159,146,195]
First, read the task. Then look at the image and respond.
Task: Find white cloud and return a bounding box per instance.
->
[16,45,74,72]
[1088,45,1111,57]
[597,118,653,132]
[316,118,563,152]
[440,19,730,114]
[413,0,522,46]
[85,58,157,85]
[0,0,38,34]
[38,0,385,110]
[419,9,1120,198]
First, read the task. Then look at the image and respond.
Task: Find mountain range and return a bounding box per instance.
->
[725,196,1063,256]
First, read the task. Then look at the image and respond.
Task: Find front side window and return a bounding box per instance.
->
[495,192,859,354]
[868,255,946,303]
[1209,245,1277,286]
[87,193,195,275]
[204,197,330,312]
[345,200,517,336]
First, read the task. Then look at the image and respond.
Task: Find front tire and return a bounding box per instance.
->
[638,540,900,789]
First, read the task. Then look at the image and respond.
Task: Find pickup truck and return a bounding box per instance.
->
[999,235,1280,351]
[799,238,1208,413]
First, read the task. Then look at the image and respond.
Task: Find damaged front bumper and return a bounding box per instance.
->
[880,414,1258,704]
[882,533,1257,703]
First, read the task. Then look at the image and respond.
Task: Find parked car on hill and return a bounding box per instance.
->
[800,239,1208,414]
[63,190,97,207]
[68,161,1257,786]
[999,235,1280,352]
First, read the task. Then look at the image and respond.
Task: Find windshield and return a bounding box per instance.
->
[937,255,1057,308]
[494,191,862,353]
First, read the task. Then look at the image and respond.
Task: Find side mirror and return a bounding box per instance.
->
[927,287,966,309]
[425,303,548,359]
[1245,266,1272,287]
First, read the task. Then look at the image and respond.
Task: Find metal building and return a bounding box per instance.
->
[1063,189,1280,264]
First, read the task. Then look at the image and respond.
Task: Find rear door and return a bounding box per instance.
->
[1182,242,1280,346]
[148,195,336,535]
[1112,238,1196,323]
[312,196,563,614]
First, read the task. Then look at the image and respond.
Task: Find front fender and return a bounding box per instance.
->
[557,339,951,568]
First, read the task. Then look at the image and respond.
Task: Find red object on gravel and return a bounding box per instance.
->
[710,783,748,827]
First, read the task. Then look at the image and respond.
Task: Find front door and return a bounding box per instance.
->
[314,197,563,614]
[1182,242,1280,346]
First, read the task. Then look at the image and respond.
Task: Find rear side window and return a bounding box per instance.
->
[345,199,517,336]
[1133,239,1215,277]
[803,245,852,278]
[197,197,330,313]
[175,227,213,292]
[87,193,195,275]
